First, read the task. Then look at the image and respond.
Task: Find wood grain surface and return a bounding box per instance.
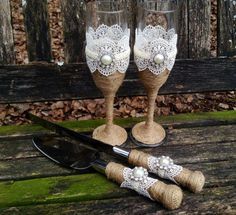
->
[218,0,236,57]
[0,59,235,103]
[22,0,52,62]
[0,0,15,64]
[0,111,235,214]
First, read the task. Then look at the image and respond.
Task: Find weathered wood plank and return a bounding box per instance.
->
[0,116,235,182]
[0,115,235,212]
[176,0,188,59]
[0,0,15,64]
[0,158,235,208]
[218,0,236,57]
[22,0,52,62]
[0,138,41,160]
[0,174,125,208]
[0,150,235,183]
[3,139,236,181]
[1,124,236,161]
[188,0,211,58]
[0,125,235,182]
[167,124,236,146]
[0,59,235,103]
[0,157,75,181]
[0,185,235,215]
[61,0,85,63]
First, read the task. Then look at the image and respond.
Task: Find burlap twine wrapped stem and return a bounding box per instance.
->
[128,150,205,193]
[131,9,174,145]
[92,71,127,146]
[106,162,183,210]
[132,69,170,145]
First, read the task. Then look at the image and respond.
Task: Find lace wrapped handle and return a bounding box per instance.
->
[128,150,205,193]
[105,162,183,210]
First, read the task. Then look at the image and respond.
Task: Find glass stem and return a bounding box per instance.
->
[145,90,158,129]
[105,95,115,133]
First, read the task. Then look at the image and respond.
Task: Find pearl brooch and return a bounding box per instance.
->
[130,167,148,183]
[155,156,174,170]
[147,155,183,183]
[100,55,113,66]
[154,54,165,64]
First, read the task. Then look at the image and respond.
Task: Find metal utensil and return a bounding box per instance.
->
[32,136,183,210]
[27,113,205,193]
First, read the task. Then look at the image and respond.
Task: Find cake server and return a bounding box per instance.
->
[27,113,205,193]
[32,136,183,210]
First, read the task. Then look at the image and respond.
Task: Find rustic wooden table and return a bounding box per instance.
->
[0,0,235,213]
[0,111,235,214]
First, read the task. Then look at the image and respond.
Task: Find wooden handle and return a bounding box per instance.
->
[105,162,183,210]
[128,150,205,193]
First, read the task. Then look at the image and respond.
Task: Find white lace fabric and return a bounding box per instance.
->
[120,167,157,200]
[134,25,178,75]
[85,24,131,76]
[147,156,183,184]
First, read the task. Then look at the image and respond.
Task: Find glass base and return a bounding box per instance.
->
[131,121,166,147]
[92,124,128,146]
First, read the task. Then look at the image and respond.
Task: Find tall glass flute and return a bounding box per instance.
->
[131,0,178,147]
[85,1,130,146]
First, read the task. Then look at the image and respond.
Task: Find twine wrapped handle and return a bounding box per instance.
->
[105,162,183,210]
[128,150,205,193]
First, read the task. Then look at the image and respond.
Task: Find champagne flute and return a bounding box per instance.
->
[131,0,178,147]
[85,0,130,146]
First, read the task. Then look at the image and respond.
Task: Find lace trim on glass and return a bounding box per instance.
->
[85,24,130,76]
[120,167,157,200]
[134,25,177,75]
[147,156,183,184]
